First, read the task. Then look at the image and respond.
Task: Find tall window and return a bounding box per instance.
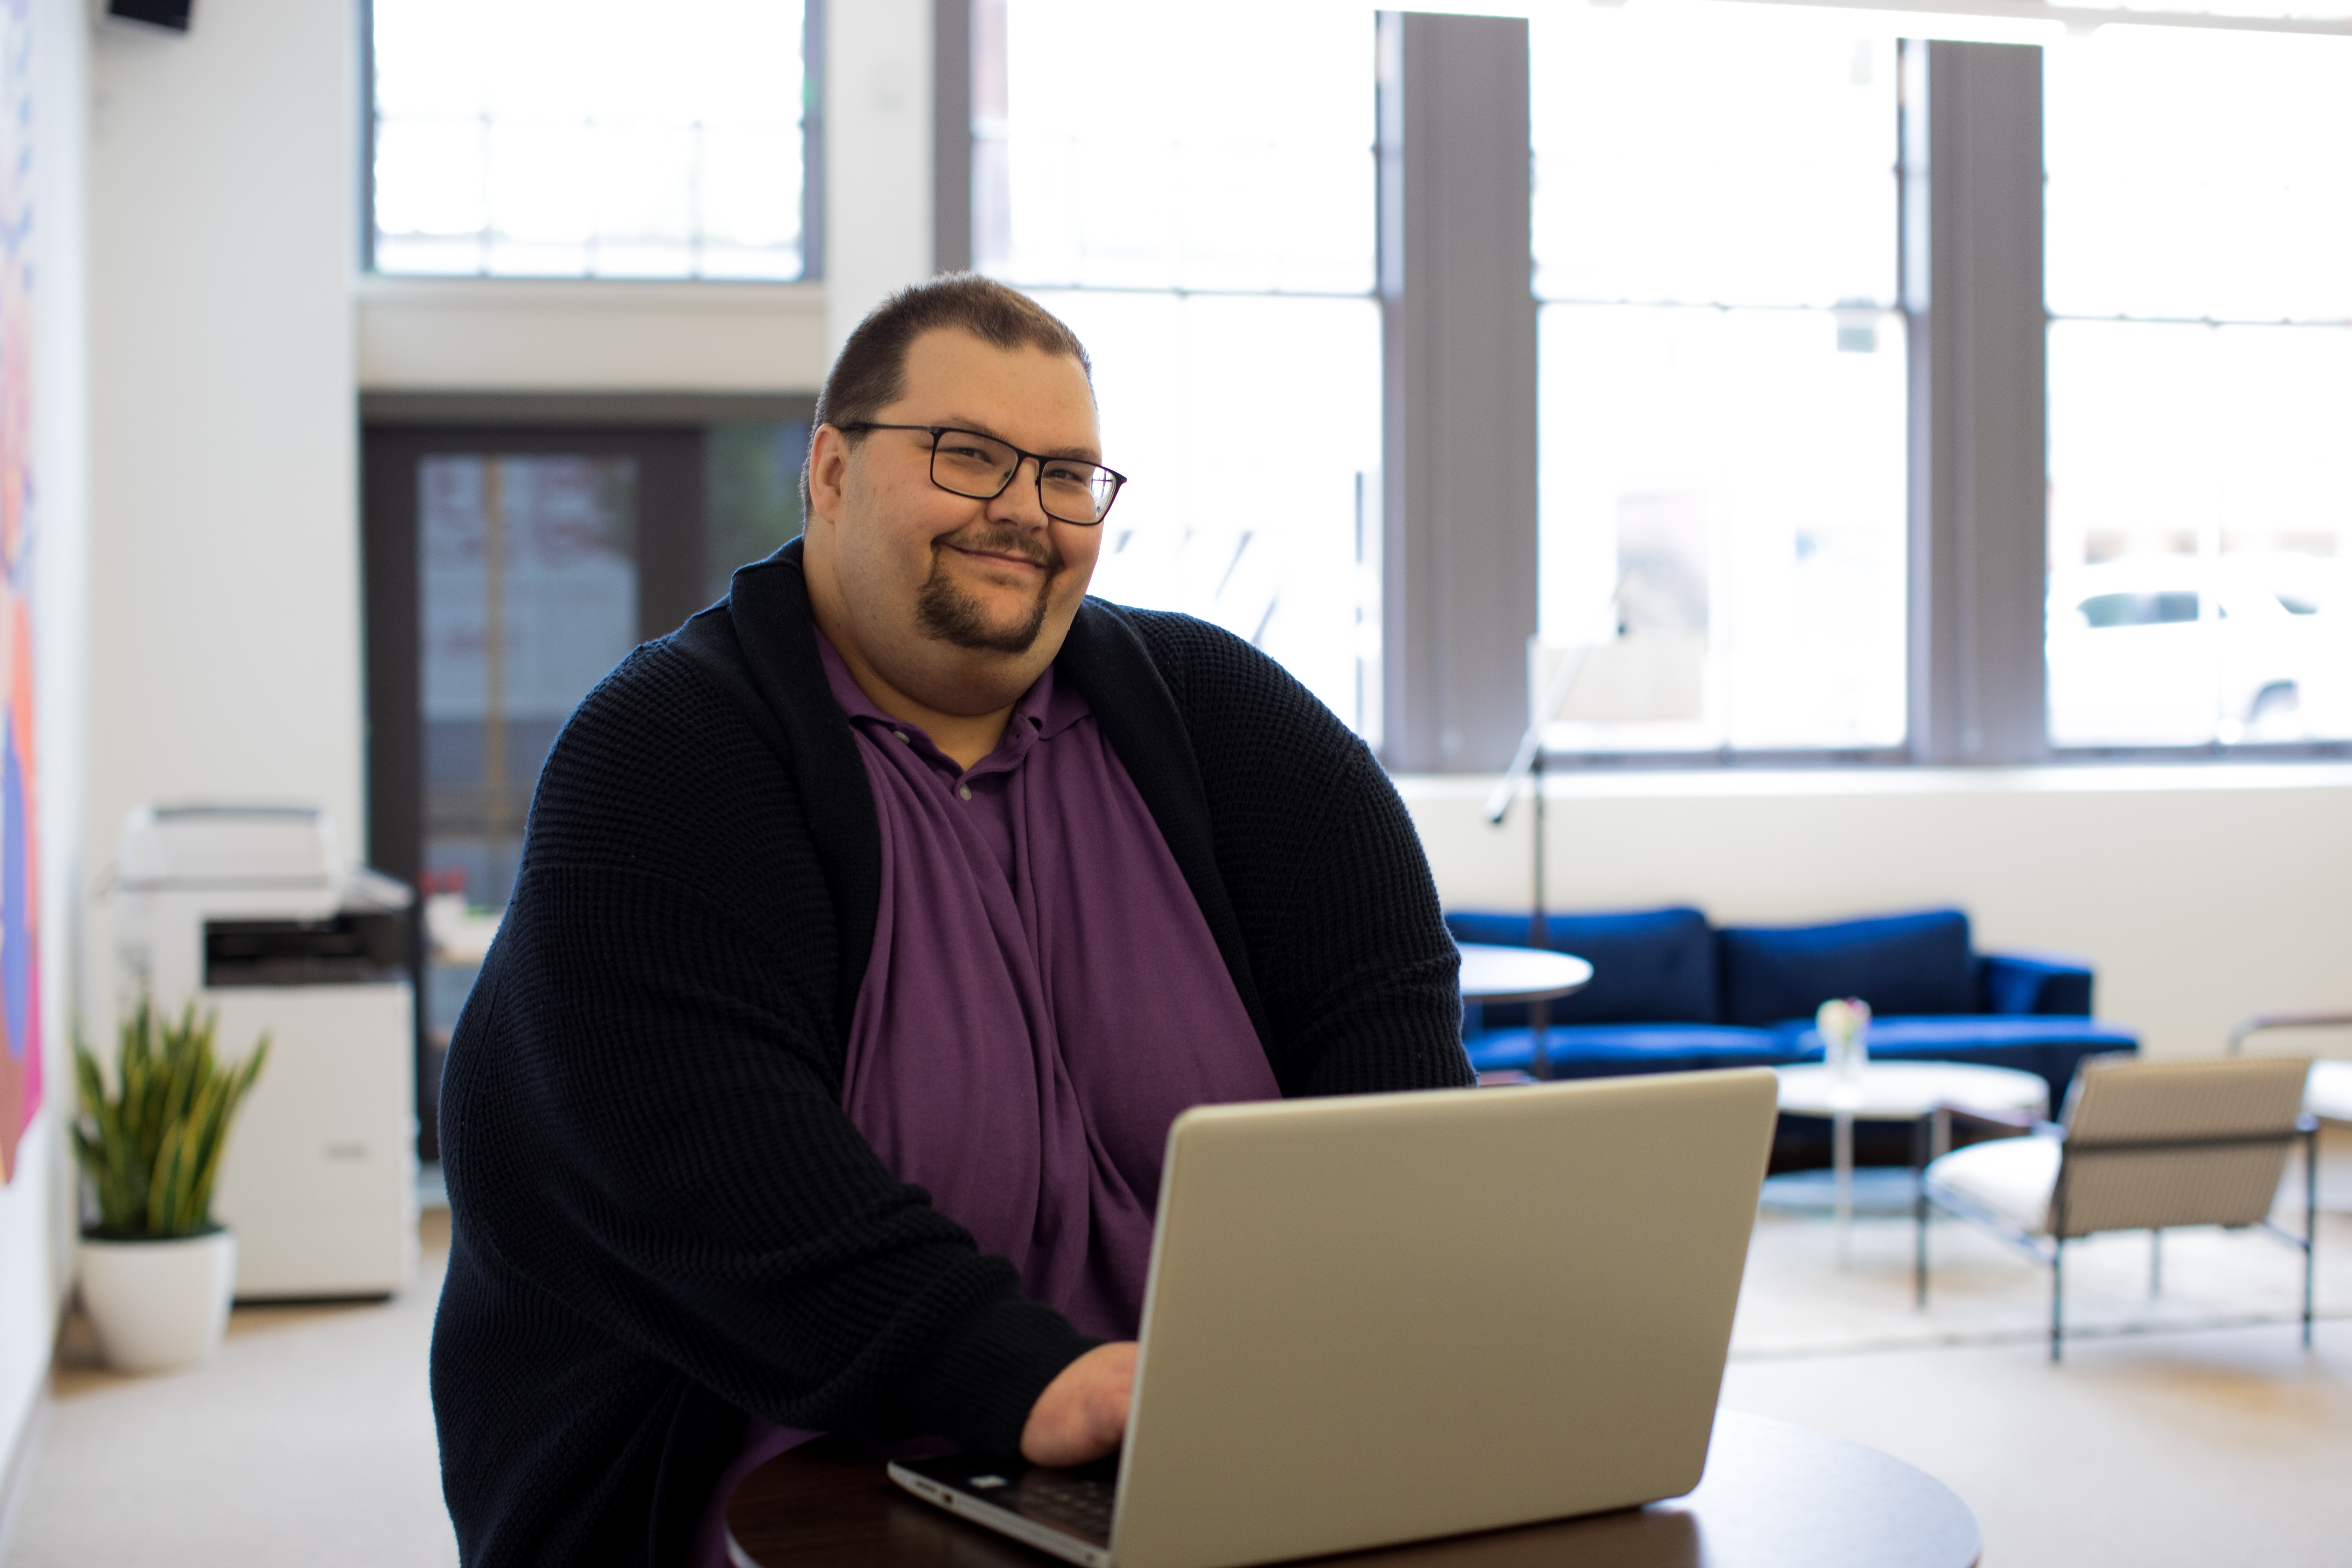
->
[1530,6,1908,754]
[2045,27,2352,749]
[975,0,1383,738]
[370,0,811,279]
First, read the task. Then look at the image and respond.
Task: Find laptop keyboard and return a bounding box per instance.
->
[1016,1475,1117,1537]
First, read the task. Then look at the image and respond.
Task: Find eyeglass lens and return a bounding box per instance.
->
[930,429,1119,524]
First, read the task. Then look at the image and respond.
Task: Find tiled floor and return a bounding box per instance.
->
[12,1183,2350,1566]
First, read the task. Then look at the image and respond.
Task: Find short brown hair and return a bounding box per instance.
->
[803,274,1092,517]
[815,273,1091,434]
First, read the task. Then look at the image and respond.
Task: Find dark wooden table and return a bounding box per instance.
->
[726,1410,1981,1568]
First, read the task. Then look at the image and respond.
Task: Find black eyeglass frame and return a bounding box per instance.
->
[835,421,1128,526]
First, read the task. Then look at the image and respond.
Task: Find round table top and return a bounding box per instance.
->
[725,1410,1980,1568]
[1773,1060,2049,1121]
[2308,1058,2352,1125]
[1457,943,1594,1006]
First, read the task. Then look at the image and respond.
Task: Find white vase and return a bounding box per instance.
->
[78,1230,238,1374]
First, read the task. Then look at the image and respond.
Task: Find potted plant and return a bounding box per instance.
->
[69,999,269,1373]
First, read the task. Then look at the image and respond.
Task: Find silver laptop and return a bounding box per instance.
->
[889,1068,1778,1568]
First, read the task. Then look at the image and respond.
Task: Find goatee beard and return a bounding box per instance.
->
[915,528,1061,653]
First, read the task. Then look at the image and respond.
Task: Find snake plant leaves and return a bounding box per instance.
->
[71,999,270,1241]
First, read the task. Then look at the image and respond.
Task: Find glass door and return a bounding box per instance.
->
[417,451,644,909]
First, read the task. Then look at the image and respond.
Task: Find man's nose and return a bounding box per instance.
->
[988,457,1053,528]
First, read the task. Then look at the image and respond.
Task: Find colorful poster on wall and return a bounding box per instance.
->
[0,0,36,1185]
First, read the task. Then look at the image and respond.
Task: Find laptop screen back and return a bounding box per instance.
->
[1108,1069,1778,1568]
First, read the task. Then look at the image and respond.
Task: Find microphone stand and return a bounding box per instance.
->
[1483,640,1599,1077]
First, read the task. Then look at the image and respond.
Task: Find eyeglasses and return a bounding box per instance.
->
[837,422,1127,526]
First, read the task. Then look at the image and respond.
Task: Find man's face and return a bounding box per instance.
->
[806,328,1105,715]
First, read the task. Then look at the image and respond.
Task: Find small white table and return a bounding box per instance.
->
[1773,1061,2049,1265]
[1457,944,1594,1080]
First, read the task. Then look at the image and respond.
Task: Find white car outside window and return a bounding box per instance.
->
[2047,554,2348,747]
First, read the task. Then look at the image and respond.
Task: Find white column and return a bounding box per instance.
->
[825,0,935,362]
[1906,41,2049,765]
[1379,12,1538,774]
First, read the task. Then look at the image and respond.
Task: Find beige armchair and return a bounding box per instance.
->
[1916,1053,2317,1361]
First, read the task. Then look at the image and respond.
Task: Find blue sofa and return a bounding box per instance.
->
[1448,906,2137,1108]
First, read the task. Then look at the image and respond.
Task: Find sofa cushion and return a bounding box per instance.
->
[1446,906,1718,1024]
[1464,1023,1792,1077]
[1717,909,1976,1028]
[1927,1135,2063,1235]
[1767,1016,2140,1051]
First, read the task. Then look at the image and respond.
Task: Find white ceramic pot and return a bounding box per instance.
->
[78,1229,237,1374]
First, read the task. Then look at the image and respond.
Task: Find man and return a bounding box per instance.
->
[432,275,1470,1567]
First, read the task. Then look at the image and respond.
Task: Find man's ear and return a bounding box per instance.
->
[806,425,853,525]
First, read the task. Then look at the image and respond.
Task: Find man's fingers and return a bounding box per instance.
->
[1020,1342,1138,1467]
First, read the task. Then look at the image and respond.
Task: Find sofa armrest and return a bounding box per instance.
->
[1977,951,2095,1017]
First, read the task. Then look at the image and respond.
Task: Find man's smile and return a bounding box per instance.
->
[935,525,1060,580]
[947,543,1049,575]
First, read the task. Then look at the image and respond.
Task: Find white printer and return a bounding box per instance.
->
[111,805,419,1299]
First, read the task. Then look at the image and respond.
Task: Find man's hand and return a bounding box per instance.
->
[1020,1342,1136,1467]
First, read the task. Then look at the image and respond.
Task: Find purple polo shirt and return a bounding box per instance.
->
[688,632,1276,1563]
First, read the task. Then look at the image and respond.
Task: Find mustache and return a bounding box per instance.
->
[934,525,1062,575]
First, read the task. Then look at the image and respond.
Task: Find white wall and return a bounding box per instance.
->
[356,278,828,393]
[1402,765,2352,1062]
[84,0,362,1026]
[1,0,90,1533]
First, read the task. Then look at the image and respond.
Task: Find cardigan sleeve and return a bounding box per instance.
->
[1273,750,1473,1097]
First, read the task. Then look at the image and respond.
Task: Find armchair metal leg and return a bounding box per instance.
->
[1914,1118,1930,1311]
[1916,1196,1929,1310]
[2051,1237,2065,1364]
[2307,1125,2319,1351]
[2149,1230,2162,1300]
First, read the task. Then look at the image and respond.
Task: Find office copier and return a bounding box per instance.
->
[111,805,418,1299]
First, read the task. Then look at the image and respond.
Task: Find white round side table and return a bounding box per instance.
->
[1772,1061,2049,1265]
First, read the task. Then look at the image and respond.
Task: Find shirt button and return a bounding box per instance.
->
[957,784,973,801]
[893,730,911,744]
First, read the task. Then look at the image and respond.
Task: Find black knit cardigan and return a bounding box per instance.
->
[430,541,1472,1567]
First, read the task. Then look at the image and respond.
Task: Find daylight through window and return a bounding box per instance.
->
[1531,5,1908,756]
[2044,27,2352,749]
[371,0,809,280]
[976,0,1384,740]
